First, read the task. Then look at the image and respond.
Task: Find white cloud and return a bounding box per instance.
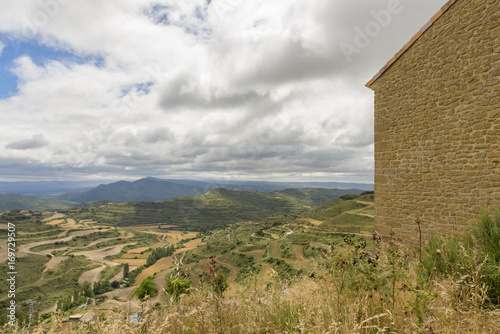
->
[0,0,449,182]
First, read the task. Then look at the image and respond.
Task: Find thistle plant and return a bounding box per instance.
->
[208,256,228,297]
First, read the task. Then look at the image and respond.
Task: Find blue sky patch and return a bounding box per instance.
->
[0,34,105,99]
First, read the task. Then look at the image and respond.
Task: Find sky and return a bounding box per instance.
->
[0,0,448,183]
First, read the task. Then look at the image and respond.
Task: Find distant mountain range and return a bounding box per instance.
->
[57,177,206,203]
[56,177,373,203]
[159,178,374,193]
[0,177,373,211]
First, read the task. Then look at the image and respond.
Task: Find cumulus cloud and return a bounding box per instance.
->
[5,134,49,150]
[0,0,448,182]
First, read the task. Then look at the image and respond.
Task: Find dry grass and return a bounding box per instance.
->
[126,247,151,254]
[299,217,324,226]
[7,218,500,333]
[182,238,206,249]
[113,258,147,266]
[126,224,177,229]
[122,253,149,259]
[151,241,171,248]
[163,231,199,242]
[57,218,87,228]
[15,268,500,334]
[45,219,65,226]
[134,256,177,285]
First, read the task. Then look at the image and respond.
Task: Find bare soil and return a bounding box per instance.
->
[42,212,65,221]
[0,239,7,263]
[18,229,102,255]
[78,265,106,285]
[73,243,136,266]
[43,256,69,272]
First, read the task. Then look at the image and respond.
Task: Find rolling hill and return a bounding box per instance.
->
[57,188,365,230]
[0,193,78,212]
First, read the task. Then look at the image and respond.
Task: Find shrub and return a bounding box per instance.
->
[165,275,192,303]
[421,233,466,278]
[471,207,500,304]
[360,191,375,196]
[339,194,359,201]
[421,206,500,305]
[472,207,500,263]
[135,276,158,301]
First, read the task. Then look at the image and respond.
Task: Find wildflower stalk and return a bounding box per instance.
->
[416,217,422,267]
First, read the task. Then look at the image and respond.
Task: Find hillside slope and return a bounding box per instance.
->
[0,193,77,212]
[59,188,359,230]
[58,177,205,203]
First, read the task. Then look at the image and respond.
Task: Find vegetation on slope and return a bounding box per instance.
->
[58,178,206,203]
[0,255,100,318]
[5,206,500,333]
[58,188,360,230]
[0,194,77,212]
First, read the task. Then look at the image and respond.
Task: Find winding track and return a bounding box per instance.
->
[73,243,136,267]
[18,229,102,255]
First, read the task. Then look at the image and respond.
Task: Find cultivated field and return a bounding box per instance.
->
[0,194,385,331]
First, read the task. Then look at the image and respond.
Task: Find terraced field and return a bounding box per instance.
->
[0,193,374,324]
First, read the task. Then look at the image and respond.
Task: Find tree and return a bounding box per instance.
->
[82,282,94,298]
[135,276,158,301]
[123,263,130,279]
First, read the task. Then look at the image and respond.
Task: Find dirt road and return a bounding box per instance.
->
[18,229,101,255]
[73,243,136,266]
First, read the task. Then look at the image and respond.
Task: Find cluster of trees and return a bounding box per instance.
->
[123,246,176,287]
[146,245,175,267]
[93,279,112,295]
[57,277,123,313]
[57,282,94,312]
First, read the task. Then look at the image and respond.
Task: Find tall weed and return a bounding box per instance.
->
[422,207,500,305]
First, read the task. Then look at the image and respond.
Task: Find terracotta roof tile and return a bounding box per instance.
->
[366,0,459,88]
[441,0,455,12]
[430,10,444,23]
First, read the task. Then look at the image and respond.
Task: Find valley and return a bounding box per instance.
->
[0,189,374,327]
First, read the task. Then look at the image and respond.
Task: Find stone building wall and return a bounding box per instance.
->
[369,0,500,242]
